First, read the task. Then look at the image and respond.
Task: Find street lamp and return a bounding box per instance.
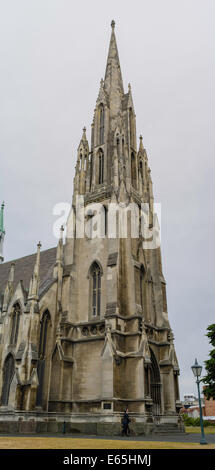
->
[191,358,207,445]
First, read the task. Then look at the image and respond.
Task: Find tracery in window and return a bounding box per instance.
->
[90,262,102,317]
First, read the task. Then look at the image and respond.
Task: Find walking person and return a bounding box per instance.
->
[121,407,130,436]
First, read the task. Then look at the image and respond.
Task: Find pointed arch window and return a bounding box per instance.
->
[139,160,143,179]
[131,152,136,188]
[80,153,82,170]
[122,137,125,157]
[149,348,162,416]
[36,310,51,407]
[98,149,104,184]
[99,104,105,145]
[38,310,50,360]
[90,262,102,317]
[140,265,145,310]
[84,153,87,171]
[116,135,120,158]
[1,354,15,406]
[129,107,134,148]
[10,303,21,346]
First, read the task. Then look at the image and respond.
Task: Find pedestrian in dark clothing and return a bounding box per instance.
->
[121,408,130,436]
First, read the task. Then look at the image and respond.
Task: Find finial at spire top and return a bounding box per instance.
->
[37,241,41,250]
[111,20,115,30]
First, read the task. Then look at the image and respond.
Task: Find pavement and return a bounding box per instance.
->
[0,432,215,444]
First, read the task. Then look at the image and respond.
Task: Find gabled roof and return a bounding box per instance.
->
[0,247,57,296]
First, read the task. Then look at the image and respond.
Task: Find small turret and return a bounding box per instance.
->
[54,225,64,278]
[28,242,41,301]
[73,127,89,197]
[2,262,15,312]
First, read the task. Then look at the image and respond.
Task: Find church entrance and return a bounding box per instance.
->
[150,348,162,416]
[1,354,15,406]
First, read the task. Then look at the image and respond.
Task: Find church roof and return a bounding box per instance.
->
[0,247,57,296]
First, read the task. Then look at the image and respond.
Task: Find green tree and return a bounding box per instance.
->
[202,324,215,399]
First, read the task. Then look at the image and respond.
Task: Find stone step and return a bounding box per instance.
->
[154,426,185,434]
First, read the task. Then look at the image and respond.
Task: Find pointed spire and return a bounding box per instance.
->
[78,126,89,150]
[78,126,88,151]
[8,262,15,283]
[28,242,41,300]
[34,241,41,275]
[104,20,124,98]
[56,226,64,265]
[54,226,64,278]
[82,126,87,142]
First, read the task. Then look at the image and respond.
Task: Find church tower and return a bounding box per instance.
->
[58,21,182,433]
[0,22,182,435]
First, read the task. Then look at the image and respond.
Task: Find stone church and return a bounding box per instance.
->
[0,22,182,434]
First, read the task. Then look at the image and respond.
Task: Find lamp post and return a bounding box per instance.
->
[191,358,207,445]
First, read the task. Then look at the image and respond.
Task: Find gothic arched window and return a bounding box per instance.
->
[36,310,51,407]
[122,137,125,157]
[90,262,102,317]
[98,149,104,184]
[1,354,15,406]
[139,160,143,179]
[99,104,105,145]
[38,310,50,360]
[84,154,87,171]
[10,303,21,346]
[140,265,145,310]
[131,152,136,188]
[116,135,120,158]
[149,348,162,416]
[129,107,134,148]
[103,205,108,236]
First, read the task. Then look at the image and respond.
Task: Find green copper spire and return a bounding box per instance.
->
[0,202,5,234]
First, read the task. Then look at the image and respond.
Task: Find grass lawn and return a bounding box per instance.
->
[186,426,215,434]
[0,437,214,449]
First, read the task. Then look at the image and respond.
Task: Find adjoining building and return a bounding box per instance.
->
[0,22,182,435]
[181,390,215,423]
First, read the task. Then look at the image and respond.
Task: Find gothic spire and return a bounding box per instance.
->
[54,225,64,274]
[28,242,41,301]
[104,20,124,98]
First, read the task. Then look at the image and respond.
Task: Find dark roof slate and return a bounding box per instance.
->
[0,247,57,297]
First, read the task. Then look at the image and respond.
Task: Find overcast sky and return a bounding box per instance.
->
[0,0,215,400]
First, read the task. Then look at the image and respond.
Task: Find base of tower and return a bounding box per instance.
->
[0,410,185,435]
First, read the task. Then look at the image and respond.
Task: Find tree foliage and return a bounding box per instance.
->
[202,324,215,399]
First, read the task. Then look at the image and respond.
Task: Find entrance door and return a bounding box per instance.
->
[150,348,162,416]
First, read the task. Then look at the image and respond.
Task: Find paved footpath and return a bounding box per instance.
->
[1,433,215,444]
